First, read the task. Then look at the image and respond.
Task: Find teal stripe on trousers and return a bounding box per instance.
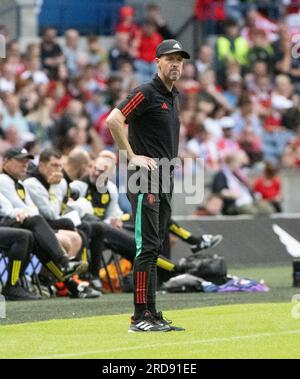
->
[135,194,144,257]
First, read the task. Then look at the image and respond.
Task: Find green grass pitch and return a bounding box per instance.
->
[1,303,300,358]
[0,264,300,358]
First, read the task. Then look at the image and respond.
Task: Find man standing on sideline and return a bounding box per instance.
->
[107,39,190,332]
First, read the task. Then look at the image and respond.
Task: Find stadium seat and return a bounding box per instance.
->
[0,252,8,289]
[101,248,125,293]
[0,251,43,295]
[38,0,124,35]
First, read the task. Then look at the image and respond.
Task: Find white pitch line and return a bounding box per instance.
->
[30,329,300,359]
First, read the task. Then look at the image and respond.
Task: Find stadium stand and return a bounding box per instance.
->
[38,0,125,36]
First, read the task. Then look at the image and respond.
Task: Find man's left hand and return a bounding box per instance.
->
[110,218,123,229]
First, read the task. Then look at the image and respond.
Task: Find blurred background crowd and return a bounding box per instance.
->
[1,0,300,216]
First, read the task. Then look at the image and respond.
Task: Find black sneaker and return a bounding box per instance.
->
[154,311,185,331]
[190,234,223,254]
[61,261,88,280]
[129,310,172,333]
[2,284,42,301]
[90,276,103,293]
[69,285,101,299]
[66,275,101,299]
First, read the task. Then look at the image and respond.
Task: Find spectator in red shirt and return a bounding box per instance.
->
[195,0,225,39]
[285,0,300,15]
[134,20,162,83]
[195,0,225,22]
[115,6,140,56]
[254,161,282,212]
[116,6,139,37]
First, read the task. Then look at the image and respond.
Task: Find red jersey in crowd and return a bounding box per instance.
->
[137,32,162,62]
[263,111,282,132]
[115,6,140,41]
[116,22,140,41]
[254,176,281,200]
[286,0,300,14]
[194,0,225,21]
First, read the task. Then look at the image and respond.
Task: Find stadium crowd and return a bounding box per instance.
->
[1,1,300,300]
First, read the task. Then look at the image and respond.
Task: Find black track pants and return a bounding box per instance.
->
[81,216,106,276]
[128,191,172,310]
[7,215,67,272]
[0,227,33,285]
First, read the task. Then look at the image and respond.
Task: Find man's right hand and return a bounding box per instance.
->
[47,172,63,185]
[129,155,157,171]
[15,211,29,223]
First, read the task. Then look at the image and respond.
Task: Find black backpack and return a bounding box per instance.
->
[177,253,227,285]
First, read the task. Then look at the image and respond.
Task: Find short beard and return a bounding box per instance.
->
[168,71,180,81]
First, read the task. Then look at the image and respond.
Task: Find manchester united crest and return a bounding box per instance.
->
[146,194,156,204]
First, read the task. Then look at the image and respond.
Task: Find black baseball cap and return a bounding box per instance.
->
[224,18,239,28]
[3,147,34,160]
[156,39,190,59]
